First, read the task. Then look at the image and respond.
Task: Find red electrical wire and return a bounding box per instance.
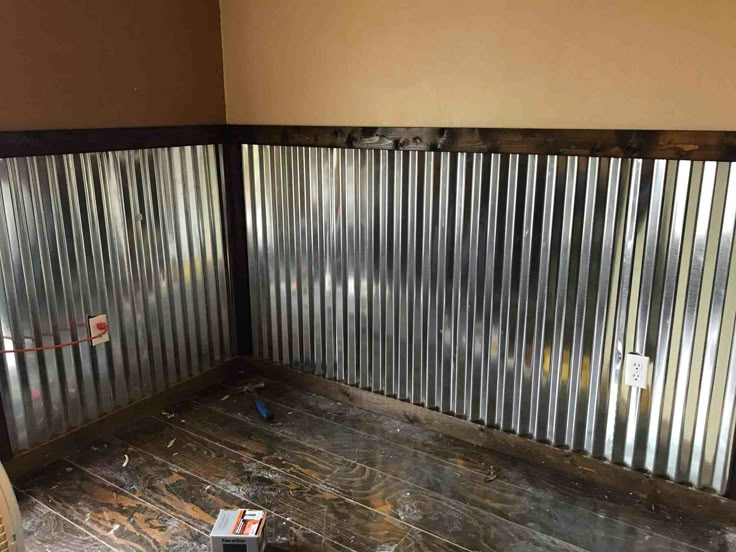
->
[0,322,108,354]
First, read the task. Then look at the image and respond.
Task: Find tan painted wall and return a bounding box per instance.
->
[220,0,736,130]
[0,0,224,130]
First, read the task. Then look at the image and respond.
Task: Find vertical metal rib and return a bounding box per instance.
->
[512,156,537,433]
[309,148,324,376]
[583,159,621,454]
[713,166,736,492]
[667,162,717,480]
[334,149,346,382]
[196,147,221,367]
[623,160,666,466]
[210,146,232,360]
[298,148,313,371]
[464,154,484,420]
[160,151,186,383]
[689,162,736,486]
[243,147,261,356]
[140,152,166,389]
[497,155,519,429]
[547,157,577,443]
[323,148,336,378]
[184,148,210,373]
[289,148,304,368]
[436,153,452,411]
[344,149,357,384]
[358,150,372,387]
[450,153,468,414]
[262,147,280,361]
[465,155,486,421]
[406,152,420,402]
[529,156,556,438]
[604,159,641,460]
[645,160,689,473]
[397,152,409,399]
[381,150,393,394]
[275,147,290,364]
[566,157,598,448]
[422,153,438,407]
[373,151,393,392]
[281,148,294,365]
[372,150,388,390]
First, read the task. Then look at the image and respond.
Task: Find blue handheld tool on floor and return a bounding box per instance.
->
[255,399,273,421]
[243,382,273,421]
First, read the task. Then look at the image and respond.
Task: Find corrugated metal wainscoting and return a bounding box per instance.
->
[243,144,736,495]
[0,145,233,453]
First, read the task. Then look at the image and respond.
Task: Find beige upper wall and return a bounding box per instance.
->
[220,0,736,130]
[0,0,225,130]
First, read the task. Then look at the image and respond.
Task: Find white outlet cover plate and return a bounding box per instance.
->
[624,353,650,389]
[88,314,109,346]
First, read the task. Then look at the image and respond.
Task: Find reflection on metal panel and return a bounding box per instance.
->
[243,144,736,495]
[0,145,233,453]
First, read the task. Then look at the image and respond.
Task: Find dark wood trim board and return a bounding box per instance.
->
[0,124,225,158]
[230,125,736,161]
[240,357,736,522]
[221,142,252,356]
[5,358,238,481]
[2,124,736,161]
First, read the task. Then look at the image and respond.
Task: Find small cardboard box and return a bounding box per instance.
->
[210,509,267,552]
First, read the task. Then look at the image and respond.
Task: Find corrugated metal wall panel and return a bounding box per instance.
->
[0,145,233,453]
[244,144,736,495]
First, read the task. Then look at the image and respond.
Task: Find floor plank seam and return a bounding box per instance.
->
[222,384,712,552]
[17,489,119,551]
[175,406,589,552]
[116,424,357,552]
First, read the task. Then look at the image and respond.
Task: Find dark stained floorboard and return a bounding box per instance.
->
[160,401,347,485]
[115,416,410,552]
[18,493,112,551]
[68,437,348,552]
[167,402,578,551]
[17,377,736,552]
[325,462,579,552]
[200,385,710,552]
[19,461,210,551]
[234,376,732,550]
[395,529,482,552]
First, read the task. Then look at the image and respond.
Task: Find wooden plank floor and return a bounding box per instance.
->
[16,373,736,552]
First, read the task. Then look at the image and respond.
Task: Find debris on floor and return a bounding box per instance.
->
[485,466,498,482]
[243,382,265,393]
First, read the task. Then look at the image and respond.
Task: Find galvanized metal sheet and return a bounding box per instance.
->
[243,145,736,495]
[0,145,233,453]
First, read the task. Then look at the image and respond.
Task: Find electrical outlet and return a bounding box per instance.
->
[88,314,109,346]
[624,353,650,389]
